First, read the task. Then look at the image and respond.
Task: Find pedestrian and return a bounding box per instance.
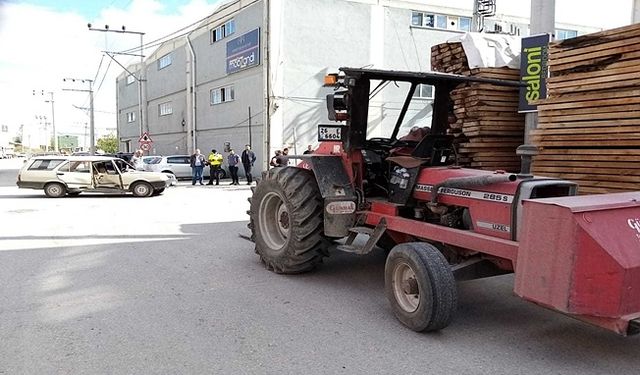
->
[241,144,257,185]
[303,145,313,154]
[276,147,290,167]
[131,149,144,170]
[190,148,206,185]
[227,149,240,185]
[270,150,282,167]
[207,149,224,185]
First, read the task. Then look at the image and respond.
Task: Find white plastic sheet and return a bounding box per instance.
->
[447,32,521,69]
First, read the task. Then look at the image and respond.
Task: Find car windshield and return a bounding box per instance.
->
[144,156,162,164]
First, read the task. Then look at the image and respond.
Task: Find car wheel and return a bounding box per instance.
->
[44,182,66,198]
[131,182,153,197]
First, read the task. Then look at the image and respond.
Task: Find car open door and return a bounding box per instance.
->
[93,160,123,189]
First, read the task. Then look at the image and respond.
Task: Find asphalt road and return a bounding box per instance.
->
[1,158,639,374]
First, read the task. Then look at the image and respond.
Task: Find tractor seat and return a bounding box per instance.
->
[410,134,456,166]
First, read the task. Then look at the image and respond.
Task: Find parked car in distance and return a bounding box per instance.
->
[145,154,227,180]
[17,155,174,197]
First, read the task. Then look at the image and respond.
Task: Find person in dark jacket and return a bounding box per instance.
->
[227,149,240,185]
[190,149,206,185]
[241,144,257,185]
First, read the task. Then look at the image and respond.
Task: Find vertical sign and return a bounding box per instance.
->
[226,28,261,74]
[519,33,550,113]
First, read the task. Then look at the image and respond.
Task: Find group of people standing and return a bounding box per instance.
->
[189,145,256,186]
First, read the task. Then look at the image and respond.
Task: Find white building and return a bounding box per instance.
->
[116,0,603,172]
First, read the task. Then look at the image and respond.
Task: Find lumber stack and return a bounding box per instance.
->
[531,23,640,194]
[431,42,525,172]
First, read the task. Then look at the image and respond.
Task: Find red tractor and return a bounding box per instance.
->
[248,67,640,335]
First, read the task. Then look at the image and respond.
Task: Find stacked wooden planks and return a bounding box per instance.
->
[431,42,525,172]
[531,23,640,194]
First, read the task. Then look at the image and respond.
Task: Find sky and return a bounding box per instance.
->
[0,0,221,149]
[0,0,635,149]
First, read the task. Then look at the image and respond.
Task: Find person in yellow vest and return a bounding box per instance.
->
[207,149,224,185]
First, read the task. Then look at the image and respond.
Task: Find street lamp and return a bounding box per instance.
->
[88,23,146,140]
[33,90,57,152]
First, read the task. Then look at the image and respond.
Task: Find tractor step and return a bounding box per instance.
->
[336,219,387,255]
[349,227,375,235]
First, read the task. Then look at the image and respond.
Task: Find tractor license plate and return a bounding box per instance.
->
[318,125,345,141]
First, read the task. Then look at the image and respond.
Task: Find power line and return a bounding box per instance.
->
[95,58,113,96]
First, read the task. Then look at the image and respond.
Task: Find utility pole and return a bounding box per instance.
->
[63,78,95,154]
[518,0,555,174]
[88,24,146,138]
[33,90,57,152]
[633,0,640,23]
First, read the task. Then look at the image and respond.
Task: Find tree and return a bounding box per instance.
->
[97,134,118,153]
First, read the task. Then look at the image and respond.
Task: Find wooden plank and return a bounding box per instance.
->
[532,160,640,169]
[532,166,640,176]
[537,119,640,129]
[549,70,640,89]
[549,23,640,52]
[534,88,640,105]
[531,126,640,135]
[547,77,640,95]
[549,33,640,60]
[549,50,640,74]
[536,148,640,156]
[538,111,640,123]
[578,186,630,195]
[536,104,640,117]
[549,40,640,65]
[528,172,640,183]
[537,95,640,111]
[547,61,640,83]
[535,139,640,147]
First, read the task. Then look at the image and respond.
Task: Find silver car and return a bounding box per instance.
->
[145,155,227,180]
[17,156,174,197]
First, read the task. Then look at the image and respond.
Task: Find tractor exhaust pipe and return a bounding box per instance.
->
[430,173,517,204]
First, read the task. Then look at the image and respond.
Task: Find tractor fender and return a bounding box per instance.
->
[297,155,357,238]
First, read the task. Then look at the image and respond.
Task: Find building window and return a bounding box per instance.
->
[211,19,236,43]
[556,29,578,40]
[411,11,471,32]
[127,112,136,123]
[158,53,172,70]
[210,85,235,105]
[159,102,173,116]
[414,84,434,100]
[126,75,135,85]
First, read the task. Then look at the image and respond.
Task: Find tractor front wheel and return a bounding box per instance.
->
[385,242,457,332]
[249,167,328,274]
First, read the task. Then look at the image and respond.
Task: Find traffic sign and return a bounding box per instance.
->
[139,132,153,143]
[140,143,151,151]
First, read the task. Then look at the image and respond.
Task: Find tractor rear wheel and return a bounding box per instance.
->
[248,167,329,274]
[385,242,457,332]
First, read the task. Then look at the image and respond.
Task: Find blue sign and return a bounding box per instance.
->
[226,28,260,74]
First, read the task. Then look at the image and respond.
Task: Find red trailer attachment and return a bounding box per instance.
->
[515,192,640,335]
